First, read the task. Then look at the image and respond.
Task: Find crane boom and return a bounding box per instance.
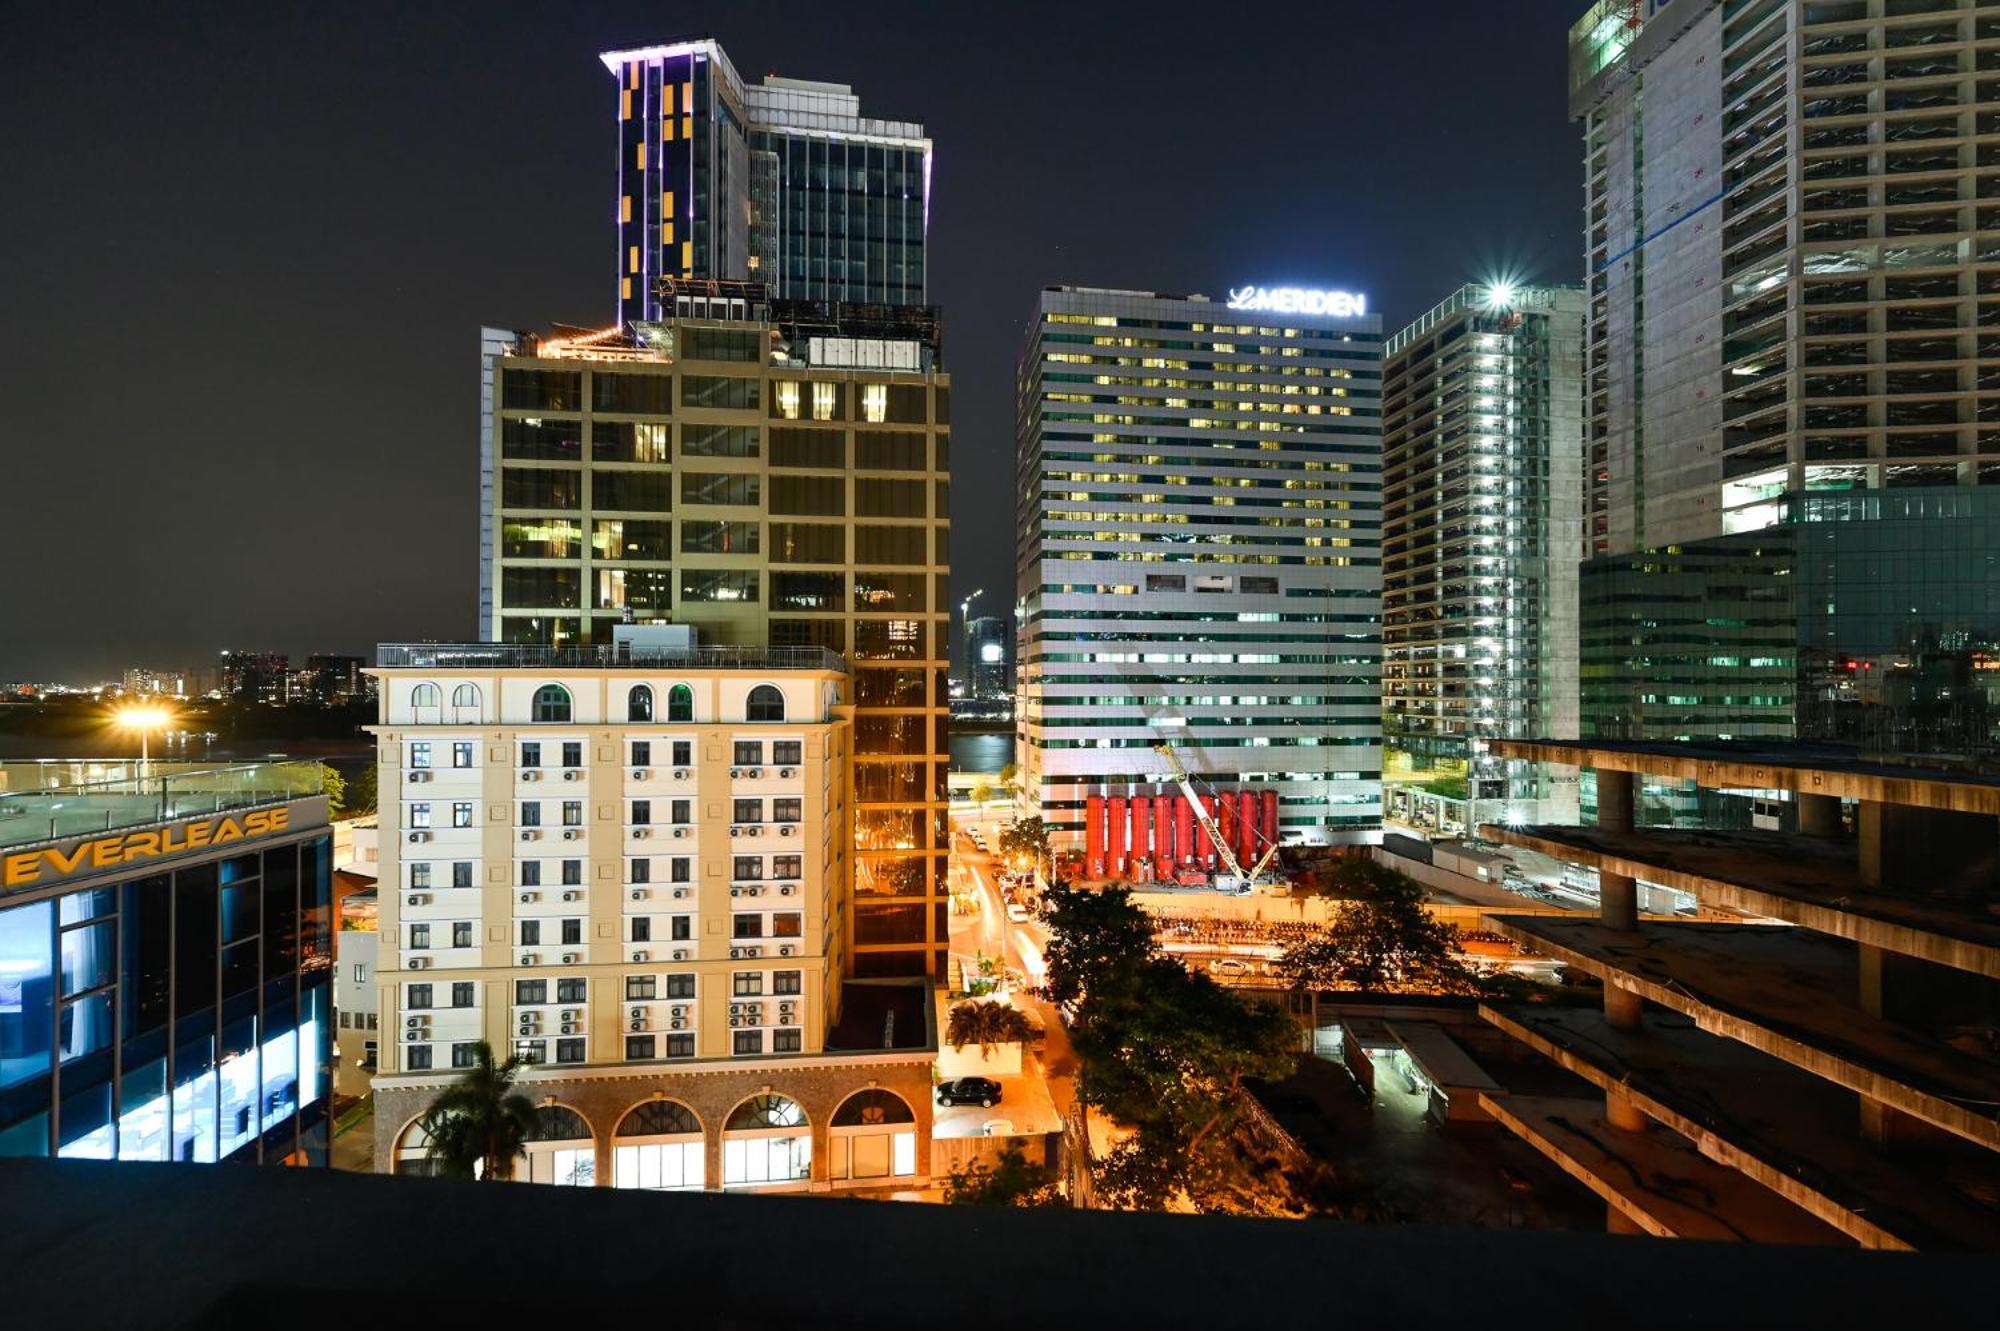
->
[1150,742,1282,889]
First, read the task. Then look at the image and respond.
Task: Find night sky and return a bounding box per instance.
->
[0,1,1581,683]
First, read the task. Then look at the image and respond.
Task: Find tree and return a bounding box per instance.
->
[946,999,1038,1055]
[320,762,347,816]
[1037,881,1156,1014]
[345,762,379,816]
[969,782,994,805]
[945,1145,1060,1207]
[417,1041,539,1181]
[1279,859,1479,994]
[998,815,1052,873]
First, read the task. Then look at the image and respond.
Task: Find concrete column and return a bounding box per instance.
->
[1595,767,1635,833]
[1600,870,1638,931]
[1605,1087,1647,1133]
[1796,792,1842,838]
[1604,980,1643,1032]
[1857,799,1999,894]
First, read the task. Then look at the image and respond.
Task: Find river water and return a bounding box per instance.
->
[948,731,1011,774]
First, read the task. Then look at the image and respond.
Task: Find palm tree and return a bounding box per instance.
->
[947,999,1038,1055]
[417,1041,538,1181]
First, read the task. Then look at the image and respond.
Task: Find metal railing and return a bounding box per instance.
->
[0,760,323,852]
[375,643,847,673]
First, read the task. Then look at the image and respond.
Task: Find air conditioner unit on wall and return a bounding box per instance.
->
[631,768,650,780]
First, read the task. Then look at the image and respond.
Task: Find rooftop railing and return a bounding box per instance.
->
[0,760,324,853]
[374,643,848,673]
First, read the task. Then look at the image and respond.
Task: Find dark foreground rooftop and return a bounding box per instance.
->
[2,1160,1997,1329]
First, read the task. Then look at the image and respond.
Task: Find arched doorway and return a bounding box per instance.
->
[829,1088,917,1183]
[721,1093,811,1187]
[611,1098,705,1191]
[520,1104,595,1185]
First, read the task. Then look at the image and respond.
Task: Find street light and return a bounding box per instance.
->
[114,703,173,778]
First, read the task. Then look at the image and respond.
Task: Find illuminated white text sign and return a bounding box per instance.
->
[1226,286,1367,318]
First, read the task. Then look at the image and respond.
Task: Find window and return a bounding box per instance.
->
[520,741,542,768]
[408,742,432,770]
[452,741,475,768]
[409,863,432,889]
[556,1038,585,1064]
[733,1030,764,1056]
[561,919,582,946]
[773,855,802,879]
[631,740,652,766]
[773,1030,801,1053]
[667,685,694,723]
[452,922,473,948]
[666,1033,695,1058]
[353,962,370,983]
[520,921,541,946]
[631,918,652,942]
[411,683,440,709]
[732,915,763,939]
[747,685,786,722]
[629,685,654,721]
[774,970,801,995]
[451,862,473,888]
[670,858,691,883]
[561,741,583,768]
[681,472,761,507]
[626,975,657,1000]
[665,973,696,999]
[733,799,762,824]
[626,1035,656,1060]
[532,685,572,723]
[409,924,431,949]
[451,982,475,1007]
[630,858,651,884]
[561,801,583,826]
[451,802,473,828]
[733,856,763,881]
[631,800,652,826]
[452,1043,477,1069]
[773,913,802,937]
[681,374,760,410]
[516,980,548,1005]
[733,972,764,997]
[682,569,759,604]
[561,858,583,886]
[407,1046,433,1071]
[670,916,691,941]
[671,740,693,765]
[451,683,481,709]
[519,802,542,827]
[733,741,763,766]
[407,984,434,1010]
[773,800,802,824]
[773,741,802,765]
[408,803,432,829]
[554,978,585,1005]
[521,862,542,887]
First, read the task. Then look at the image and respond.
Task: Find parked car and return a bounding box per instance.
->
[1005,901,1033,924]
[936,1076,1002,1108]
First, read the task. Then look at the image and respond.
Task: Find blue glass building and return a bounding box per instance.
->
[0,761,333,1163]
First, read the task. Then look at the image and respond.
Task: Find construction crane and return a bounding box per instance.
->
[1151,742,1284,894]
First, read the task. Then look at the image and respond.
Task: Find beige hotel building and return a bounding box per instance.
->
[365,637,935,1193]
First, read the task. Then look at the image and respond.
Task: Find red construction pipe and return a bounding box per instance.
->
[1085,794,1107,880]
[1129,797,1151,882]
[1107,796,1127,878]
[1214,796,1234,870]
[1154,794,1176,879]
[1175,797,1196,874]
[1236,790,1259,869]
[1261,789,1280,855]
[1195,795,1215,869]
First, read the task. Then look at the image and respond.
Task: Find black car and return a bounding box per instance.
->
[936,1076,1002,1108]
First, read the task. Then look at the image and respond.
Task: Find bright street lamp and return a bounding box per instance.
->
[115,703,173,775]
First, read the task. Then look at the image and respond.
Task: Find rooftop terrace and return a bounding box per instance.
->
[374,643,847,674]
[0,760,322,854]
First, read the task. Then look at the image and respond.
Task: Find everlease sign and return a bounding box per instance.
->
[1226,286,1367,318]
[2,807,292,890]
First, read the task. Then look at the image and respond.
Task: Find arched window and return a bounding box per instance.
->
[531,684,572,723]
[410,683,440,710]
[666,683,694,723]
[392,1118,442,1177]
[612,1099,704,1192]
[520,1105,595,1186]
[746,684,786,723]
[723,1094,810,1187]
[628,684,654,722]
[451,683,481,709]
[830,1089,917,1182]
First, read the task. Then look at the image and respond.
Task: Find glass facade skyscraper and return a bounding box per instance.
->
[0,762,333,1163]
[1014,286,1385,849]
[606,40,929,325]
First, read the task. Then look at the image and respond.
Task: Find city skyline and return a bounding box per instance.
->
[0,2,1579,680]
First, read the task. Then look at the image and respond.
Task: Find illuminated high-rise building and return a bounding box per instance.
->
[604,39,931,325]
[1014,285,1385,853]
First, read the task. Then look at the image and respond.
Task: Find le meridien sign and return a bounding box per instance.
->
[1226,286,1368,318]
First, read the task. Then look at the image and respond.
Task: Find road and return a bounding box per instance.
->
[949,822,1078,1119]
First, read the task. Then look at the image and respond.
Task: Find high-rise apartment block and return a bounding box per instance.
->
[1570,0,2000,752]
[1383,283,1585,826]
[219,651,288,705]
[366,640,935,1191]
[605,39,930,325]
[478,287,951,976]
[1014,286,1385,853]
